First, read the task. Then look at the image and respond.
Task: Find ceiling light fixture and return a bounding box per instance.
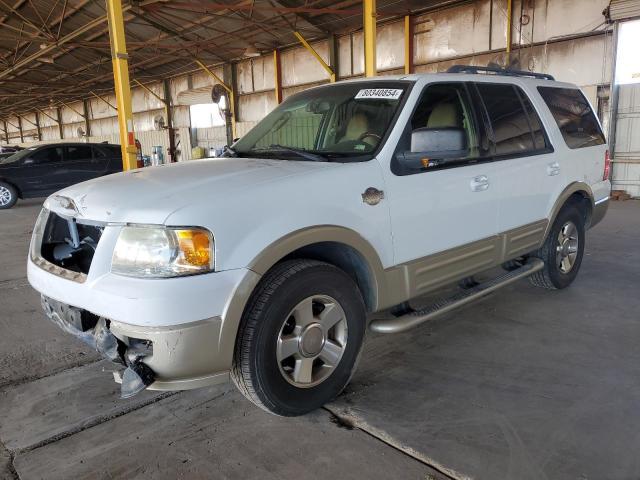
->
[243,45,261,58]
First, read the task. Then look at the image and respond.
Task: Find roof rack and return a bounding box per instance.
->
[446,65,555,81]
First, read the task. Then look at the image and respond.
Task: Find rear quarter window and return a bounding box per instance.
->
[537,87,605,149]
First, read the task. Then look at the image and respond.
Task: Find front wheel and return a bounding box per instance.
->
[231,259,366,416]
[529,205,585,289]
[0,182,17,209]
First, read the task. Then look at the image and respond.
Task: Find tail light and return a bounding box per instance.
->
[603,149,611,181]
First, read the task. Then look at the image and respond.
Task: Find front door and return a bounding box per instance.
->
[382,82,503,294]
[18,146,66,195]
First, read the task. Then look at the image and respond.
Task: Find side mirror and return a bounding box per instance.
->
[411,127,468,154]
[396,127,469,172]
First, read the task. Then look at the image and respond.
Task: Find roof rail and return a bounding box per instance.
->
[446,65,555,81]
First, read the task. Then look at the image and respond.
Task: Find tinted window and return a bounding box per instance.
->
[30,147,63,164]
[92,146,107,159]
[108,145,122,159]
[538,87,605,149]
[66,145,92,161]
[520,93,547,150]
[476,83,537,156]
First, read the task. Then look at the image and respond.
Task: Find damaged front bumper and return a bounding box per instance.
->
[41,295,229,397]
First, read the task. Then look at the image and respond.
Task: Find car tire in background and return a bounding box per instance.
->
[0,182,17,209]
[530,204,585,290]
[231,259,366,416]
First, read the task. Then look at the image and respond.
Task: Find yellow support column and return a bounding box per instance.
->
[404,15,413,75]
[505,0,513,65]
[273,50,283,104]
[363,0,377,77]
[106,0,137,171]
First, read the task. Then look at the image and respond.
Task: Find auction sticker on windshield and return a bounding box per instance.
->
[355,88,403,100]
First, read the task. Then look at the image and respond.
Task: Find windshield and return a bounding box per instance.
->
[232,81,409,162]
[0,148,35,164]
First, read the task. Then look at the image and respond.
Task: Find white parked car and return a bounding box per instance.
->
[28,66,610,416]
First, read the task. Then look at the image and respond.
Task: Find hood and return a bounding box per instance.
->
[46,157,339,224]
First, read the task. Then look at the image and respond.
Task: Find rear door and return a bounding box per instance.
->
[63,144,100,185]
[473,82,558,237]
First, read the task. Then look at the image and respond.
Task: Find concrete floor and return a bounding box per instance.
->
[1,198,638,480]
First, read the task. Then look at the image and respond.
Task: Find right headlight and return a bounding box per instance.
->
[111,225,214,278]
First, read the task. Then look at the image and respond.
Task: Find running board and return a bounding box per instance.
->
[369,258,545,334]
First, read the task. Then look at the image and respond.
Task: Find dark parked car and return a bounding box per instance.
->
[0,143,122,209]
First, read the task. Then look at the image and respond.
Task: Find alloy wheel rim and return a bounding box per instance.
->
[556,220,579,274]
[276,295,348,388]
[0,186,11,206]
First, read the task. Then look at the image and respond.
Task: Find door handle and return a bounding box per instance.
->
[547,161,561,176]
[470,175,489,192]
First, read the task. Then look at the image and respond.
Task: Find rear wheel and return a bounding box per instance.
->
[529,205,585,289]
[0,182,17,209]
[231,259,366,416]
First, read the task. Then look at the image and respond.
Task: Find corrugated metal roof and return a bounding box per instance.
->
[0,0,463,119]
[608,0,640,21]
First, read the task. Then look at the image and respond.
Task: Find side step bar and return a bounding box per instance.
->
[369,258,545,334]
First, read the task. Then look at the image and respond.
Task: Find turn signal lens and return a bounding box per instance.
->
[175,229,212,268]
[603,149,611,181]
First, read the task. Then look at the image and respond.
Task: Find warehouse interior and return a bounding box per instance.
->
[0,0,638,194]
[1,0,640,479]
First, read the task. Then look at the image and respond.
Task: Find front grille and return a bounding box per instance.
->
[39,212,104,275]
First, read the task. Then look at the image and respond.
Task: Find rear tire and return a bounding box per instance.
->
[0,182,17,209]
[231,259,366,416]
[529,205,585,290]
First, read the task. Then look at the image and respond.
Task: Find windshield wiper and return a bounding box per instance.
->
[250,144,328,162]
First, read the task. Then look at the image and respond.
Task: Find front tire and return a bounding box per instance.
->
[0,182,17,209]
[529,204,585,289]
[231,259,366,416]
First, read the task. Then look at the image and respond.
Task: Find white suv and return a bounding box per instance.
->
[28,66,610,416]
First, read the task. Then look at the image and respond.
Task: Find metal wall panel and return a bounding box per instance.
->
[60,101,84,124]
[414,1,491,65]
[38,107,59,128]
[613,83,640,196]
[376,21,405,70]
[608,0,640,21]
[238,91,277,122]
[281,39,330,87]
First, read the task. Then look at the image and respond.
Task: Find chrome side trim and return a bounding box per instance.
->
[370,259,545,334]
[31,255,87,283]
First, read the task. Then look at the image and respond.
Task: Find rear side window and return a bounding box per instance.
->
[108,146,122,159]
[476,83,548,156]
[537,87,605,149]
